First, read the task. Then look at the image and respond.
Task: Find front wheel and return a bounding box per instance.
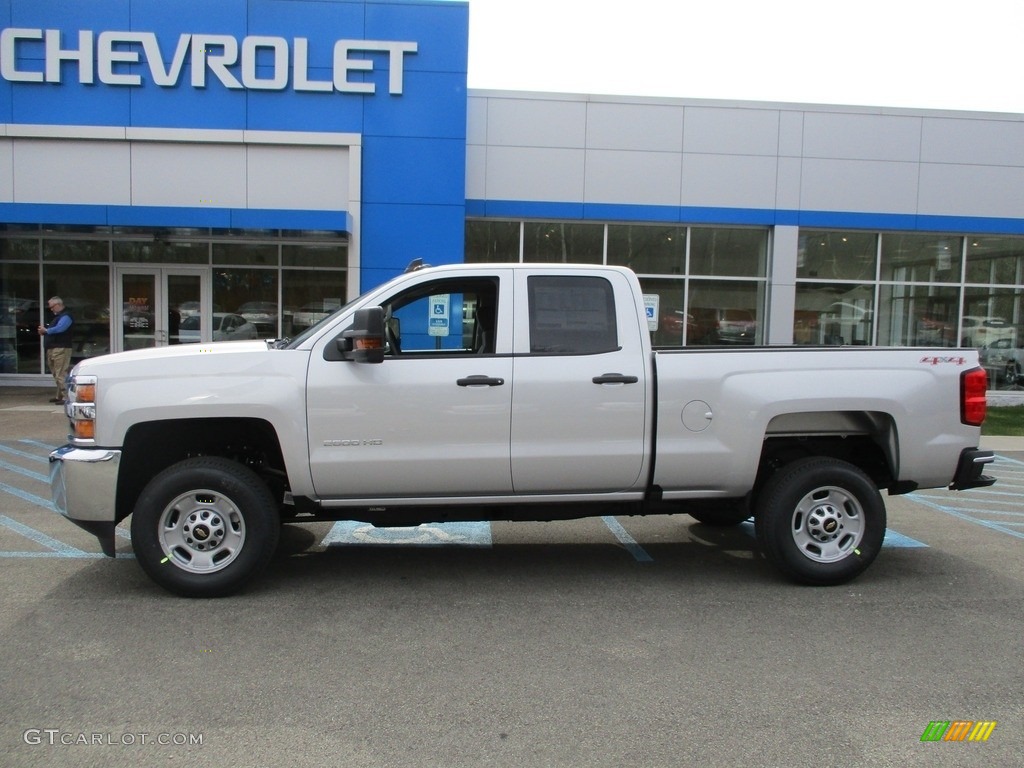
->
[1005,361,1021,387]
[131,457,280,597]
[754,457,885,585]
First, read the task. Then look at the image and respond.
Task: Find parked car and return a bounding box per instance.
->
[236,301,278,335]
[178,313,258,343]
[291,300,341,331]
[688,307,757,345]
[980,337,1024,386]
[176,301,223,320]
[961,316,1016,348]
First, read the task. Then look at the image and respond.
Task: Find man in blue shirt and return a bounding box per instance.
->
[37,296,74,404]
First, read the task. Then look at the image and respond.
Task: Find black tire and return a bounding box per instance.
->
[130,457,280,598]
[754,457,885,585]
[689,500,752,527]
[1006,362,1021,387]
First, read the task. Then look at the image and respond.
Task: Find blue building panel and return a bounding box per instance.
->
[244,71,365,132]
[247,1,368,67]
[365,0,469,74]
[363,69,466,139]
[360,201,465,288]
[12,81,131,125]
[127,65,249,128]
[11,0,128,33]
[129,0,249,39]
[362,135,466,206]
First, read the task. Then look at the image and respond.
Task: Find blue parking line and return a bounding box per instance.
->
[601,516,654,562]
[17,439,59,452]
[0,458,49,484]
[0,514,88,556]
[0,443,49,465]
[0,481,55,510]
[737,521,927,547]
[908,494,1024,541]
[881,530,929,548]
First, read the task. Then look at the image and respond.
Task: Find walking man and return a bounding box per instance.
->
[38,296,73,404]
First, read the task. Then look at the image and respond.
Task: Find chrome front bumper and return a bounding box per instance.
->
[49,445,122,556]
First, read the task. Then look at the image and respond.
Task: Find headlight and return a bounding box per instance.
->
[68,374,98,444]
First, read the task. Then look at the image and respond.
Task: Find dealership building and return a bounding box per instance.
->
[3,0,1024,391]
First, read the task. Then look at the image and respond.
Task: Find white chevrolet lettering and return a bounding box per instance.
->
[191,34,242,89]
[241,36,288,90]
[0,27,417,94]
[0,28,44,82]
[45,28,93,83]
[97,31,143,86]
[292,37,332,92]
[333,39,417,94]
[141,33,191,86]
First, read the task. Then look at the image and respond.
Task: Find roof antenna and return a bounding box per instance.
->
[404,258,430,273]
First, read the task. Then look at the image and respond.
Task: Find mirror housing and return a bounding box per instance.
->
[339,307,386,363]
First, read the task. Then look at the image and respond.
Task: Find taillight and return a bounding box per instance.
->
[960,367,987,426]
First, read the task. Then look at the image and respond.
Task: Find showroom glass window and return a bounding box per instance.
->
[795,231,878,345]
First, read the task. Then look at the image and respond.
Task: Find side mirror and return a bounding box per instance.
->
[338,307,385,363]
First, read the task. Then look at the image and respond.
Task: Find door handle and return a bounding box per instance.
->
[457,375,505,387]
[592,373,639,385]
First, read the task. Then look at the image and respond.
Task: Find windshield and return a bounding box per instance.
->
[281,296,362,348]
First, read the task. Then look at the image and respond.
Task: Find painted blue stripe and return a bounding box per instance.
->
[0,481,56,510]
[907,494,1024,540]
[0,444,49,464]
[464,199,1024,236]
[18,440,60,452]
[321,520,492,547]
[0,458,49,483]
[882,530,929,548]
[0,202,351,232]
[0,514,86,556]
[737,520,927,548]
[916,489,1024,502]
[0,551,108,559]
[601,516,654,562]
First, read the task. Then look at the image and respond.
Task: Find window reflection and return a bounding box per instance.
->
[522,222,603,264]
[878,285,960,347]
[880,234,962,283]
[794,283,875,345]
[607,225,685,274]
[690,228,767,277]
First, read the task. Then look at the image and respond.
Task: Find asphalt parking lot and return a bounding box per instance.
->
[0,386,1021,768]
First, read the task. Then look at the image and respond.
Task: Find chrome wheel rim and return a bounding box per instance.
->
[157,489,246,574]
[790,485,865,563]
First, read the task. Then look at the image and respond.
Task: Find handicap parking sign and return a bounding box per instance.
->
[428,294,450,336]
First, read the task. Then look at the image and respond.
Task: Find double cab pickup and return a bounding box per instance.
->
[49,263,995,596]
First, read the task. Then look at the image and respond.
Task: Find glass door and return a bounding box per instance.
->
[115,268,206,352]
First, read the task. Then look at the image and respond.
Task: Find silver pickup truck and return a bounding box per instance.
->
[49,263,995,596]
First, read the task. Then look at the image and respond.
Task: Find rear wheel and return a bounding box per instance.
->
[1006,361,1022,386]
[754,457,885,585]
[130,457,280,597]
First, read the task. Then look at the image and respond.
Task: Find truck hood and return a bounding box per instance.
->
[73,340,272,375]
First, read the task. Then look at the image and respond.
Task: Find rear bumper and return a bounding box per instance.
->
[949,448,996,490]
[49,445,121,556]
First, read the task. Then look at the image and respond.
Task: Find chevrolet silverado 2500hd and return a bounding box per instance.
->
[49,263,995,596]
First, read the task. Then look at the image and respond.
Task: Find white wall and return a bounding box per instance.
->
[0,125,355,212]
[467,90,1024,221]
